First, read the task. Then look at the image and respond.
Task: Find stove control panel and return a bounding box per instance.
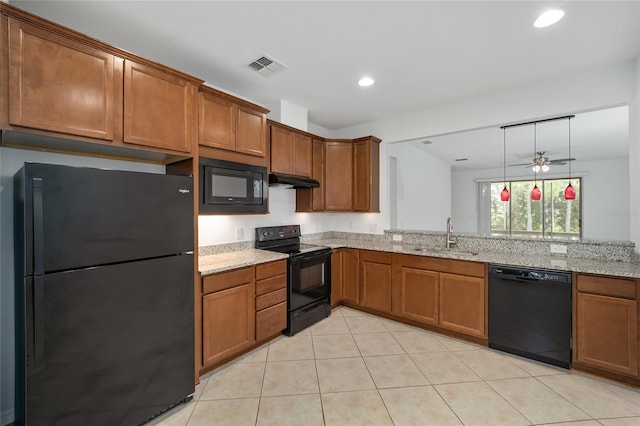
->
[255,225,301,243]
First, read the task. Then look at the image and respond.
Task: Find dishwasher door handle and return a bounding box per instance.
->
[491,274,539,283]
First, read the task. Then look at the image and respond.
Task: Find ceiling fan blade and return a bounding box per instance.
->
[549,158,576,163]
[508,162,533,167]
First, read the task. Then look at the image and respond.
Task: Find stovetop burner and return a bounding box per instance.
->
[254,225,330,256]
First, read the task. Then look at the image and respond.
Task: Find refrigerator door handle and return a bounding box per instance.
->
[33,276,45,369]
[32,177,44,276]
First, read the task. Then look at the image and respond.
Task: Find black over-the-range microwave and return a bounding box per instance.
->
[199,157,268,214]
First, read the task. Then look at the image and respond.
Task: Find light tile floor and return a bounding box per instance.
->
[149,307,640,426]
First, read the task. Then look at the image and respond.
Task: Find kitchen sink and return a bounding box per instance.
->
[413,247,479,256]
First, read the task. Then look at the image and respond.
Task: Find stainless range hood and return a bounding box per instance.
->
[268,173,320,188]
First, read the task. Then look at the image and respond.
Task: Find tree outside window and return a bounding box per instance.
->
[490,178,581,239]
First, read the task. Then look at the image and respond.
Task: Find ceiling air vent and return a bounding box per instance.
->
[248,55,287,78]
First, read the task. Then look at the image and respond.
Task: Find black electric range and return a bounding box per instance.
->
[255,225,331,335]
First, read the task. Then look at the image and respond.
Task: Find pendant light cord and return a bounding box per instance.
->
[533,123,537,184]
[503,128,507,185]
[568,117,572,183]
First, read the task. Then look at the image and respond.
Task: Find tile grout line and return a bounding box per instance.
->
[309,326,328,426]
[529,374,595,423]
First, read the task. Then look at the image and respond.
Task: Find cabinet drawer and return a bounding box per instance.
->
[577,274,636,299]
[256,301,287,341]
[256,260,287,280]
[256,274,287,296]
[360,249,392,264]
[202,267,253,295]
[392,253,485,278]
[256,288,287,311]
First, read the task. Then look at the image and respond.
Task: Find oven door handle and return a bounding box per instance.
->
[289,250,331,264]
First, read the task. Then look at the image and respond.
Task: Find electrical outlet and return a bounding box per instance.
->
[392,234,402,242]
[236,227,244,241]
[550,244,567,254]
[368,223,377,233]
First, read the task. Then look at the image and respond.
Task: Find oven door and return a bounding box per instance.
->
[289,250,331,311]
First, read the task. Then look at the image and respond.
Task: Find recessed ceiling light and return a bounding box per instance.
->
[358,77,374,87]
[534,9,565,28]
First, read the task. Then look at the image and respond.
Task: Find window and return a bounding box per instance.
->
[489,178,581,239]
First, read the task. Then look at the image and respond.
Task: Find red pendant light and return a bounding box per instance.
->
[564,117,575,200]
[501,128,510,201]
[531,123,541,201]
[564,183,576,200]
[500,186,510,202]
[531,184,542,200]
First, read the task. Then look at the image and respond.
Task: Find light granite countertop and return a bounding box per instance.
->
[197,239,640,279]
[311,238,640,279]
[198,249,288,276]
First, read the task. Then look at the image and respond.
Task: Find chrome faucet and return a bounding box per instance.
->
[446,217,456,249]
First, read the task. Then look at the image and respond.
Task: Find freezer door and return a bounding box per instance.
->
[18,255,194,426]
[18,163,193,274]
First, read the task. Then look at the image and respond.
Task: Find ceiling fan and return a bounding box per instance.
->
[509,151,576,172]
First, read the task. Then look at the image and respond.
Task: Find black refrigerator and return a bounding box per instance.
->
[14,163,195,426]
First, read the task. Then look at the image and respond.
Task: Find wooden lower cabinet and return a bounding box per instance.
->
[331,250,344,307]
[255,260,287,341]
[575,292,638,376]
[439,273,486,338]
[359,251,392,313]
[392,265,439,325]
[341,249,360,304]
[202,281,255,367]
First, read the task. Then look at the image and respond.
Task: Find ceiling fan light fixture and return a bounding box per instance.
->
[541,164,550,172]
[532,164,541,173]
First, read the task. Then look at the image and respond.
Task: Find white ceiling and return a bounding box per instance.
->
[12,1,640,131]
[406,105,629,171]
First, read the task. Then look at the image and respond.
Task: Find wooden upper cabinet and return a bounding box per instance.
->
[199,92,235,151]
[296,138,325,212]
[198,90,266,158]
[7,18,119,141]
[293,133,312,177]
[270,124,294,173]
[324,140,353,211]
[353,136,381,212]
[269,122,312,177]
[123,60,196,153]
[236,106,266,157]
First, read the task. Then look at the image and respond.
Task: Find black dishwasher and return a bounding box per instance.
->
[488,264,572,369]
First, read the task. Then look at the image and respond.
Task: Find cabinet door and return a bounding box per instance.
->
[124,60,195,153]
[439,273,486,337]
[236,106,266,157]
[293,133,312,177]
[393,266,439,325]
[198,92,236,151]
[341,249,360,304]
[331,250,343,307]
[576,293,638,376]
[360,260,392,313]
[202,282,255,367]
[353,139,371,211]
[325,141,353,211]
[8,18,117,140]
[270,125,293,174]
[311,139,326,210]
